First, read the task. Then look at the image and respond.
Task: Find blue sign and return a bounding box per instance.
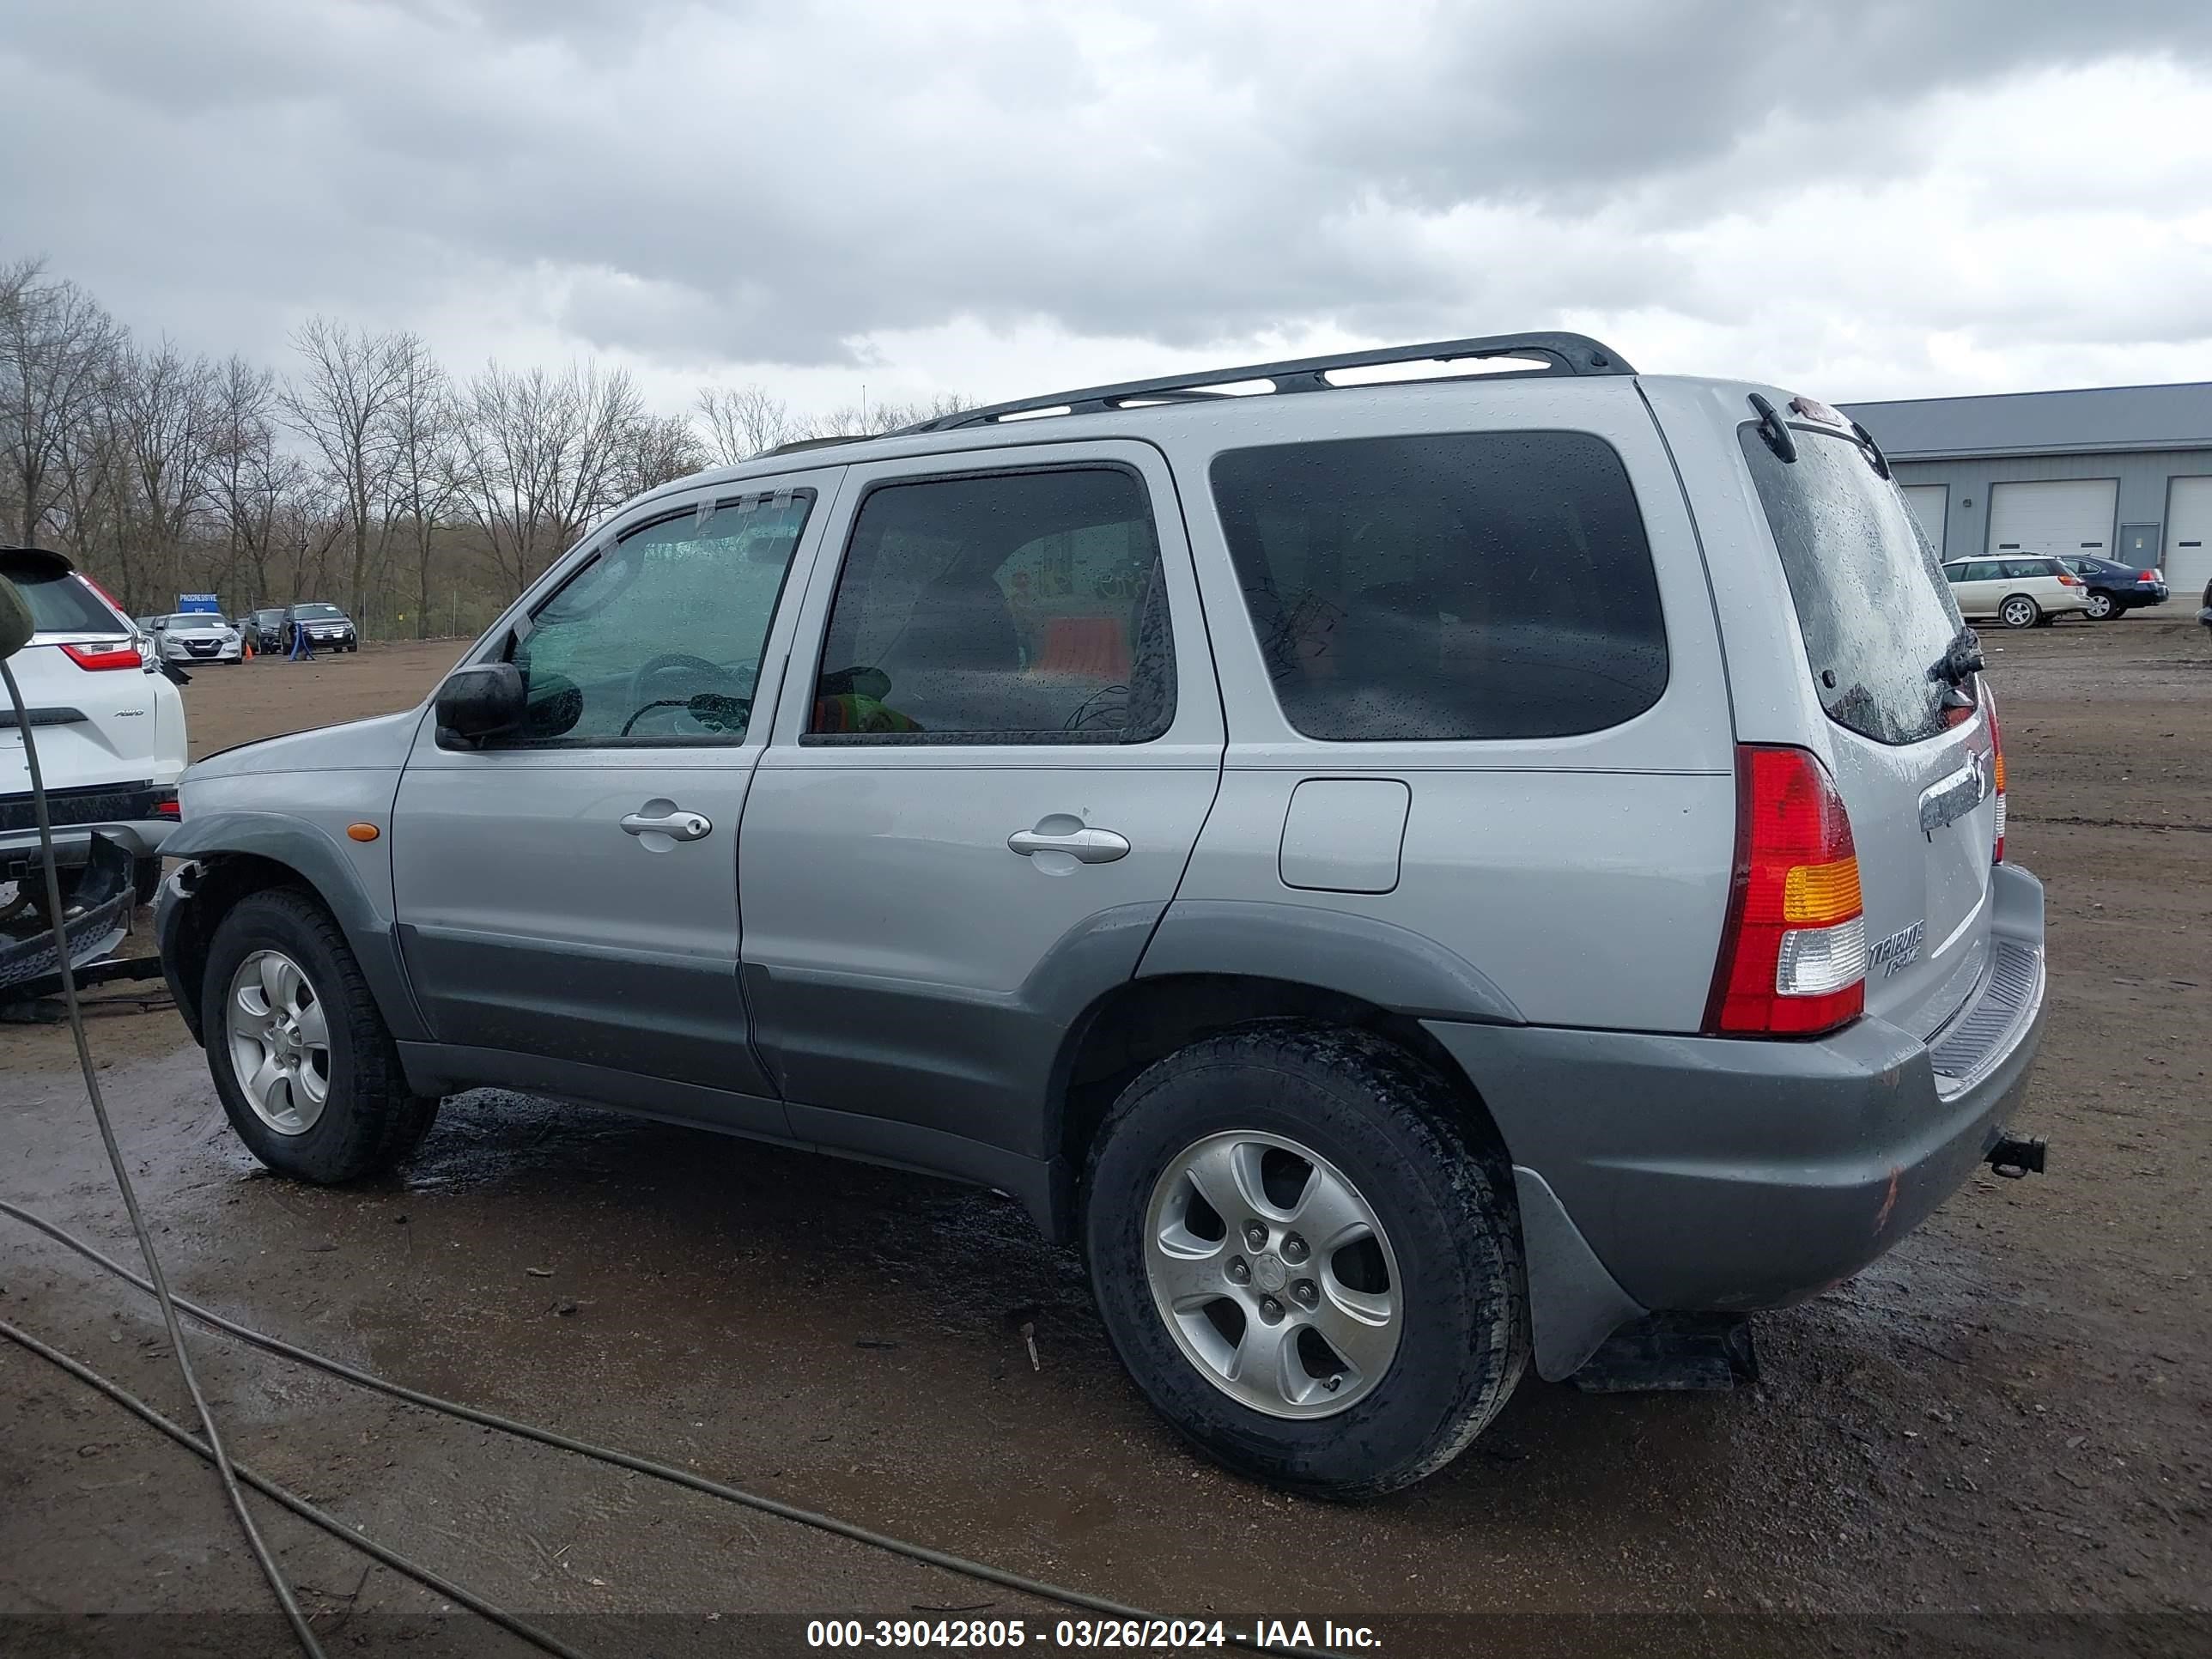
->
[178,592,222,613]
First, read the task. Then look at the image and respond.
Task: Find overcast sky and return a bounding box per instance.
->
[5,0,2210,416]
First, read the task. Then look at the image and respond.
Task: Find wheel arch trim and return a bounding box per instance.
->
[157,812,431,1046]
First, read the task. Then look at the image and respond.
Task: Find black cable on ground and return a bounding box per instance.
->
[0,658,325,1659]
[0,1315,592,1659]
[0,1196,1342,1659]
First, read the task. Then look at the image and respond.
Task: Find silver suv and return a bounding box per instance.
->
[155,334,2047,1497]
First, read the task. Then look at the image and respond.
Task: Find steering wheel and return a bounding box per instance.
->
[623,653,751,736]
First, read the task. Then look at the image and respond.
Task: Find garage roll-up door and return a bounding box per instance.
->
[1986,479,2117,559]
[2164,477,2212,599]
[1901,484,1947,556]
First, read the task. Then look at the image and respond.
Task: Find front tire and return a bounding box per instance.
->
[202,888,440,1182]
[2000,594,2041,629]
[1083,1024,1527,1498]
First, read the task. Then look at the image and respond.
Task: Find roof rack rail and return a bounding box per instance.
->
[901,331,1636,434]
[766,434,868,456]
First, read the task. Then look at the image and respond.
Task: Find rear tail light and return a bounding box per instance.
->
[153,791,180,820]
[2140,569,2160,583]
[1986,686,2007,864]
[2057,572,2083,586]
[1705,745,1867,1036]
[59,642,143,672]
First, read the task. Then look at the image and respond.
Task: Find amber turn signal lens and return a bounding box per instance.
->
[346,823,380,842]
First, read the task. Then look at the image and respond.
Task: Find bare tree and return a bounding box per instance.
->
[380,335,458,638]
[0,258,125,544]
[205,354,290,608]
[281,316,408,623]
[694,382,793,464]
[799,390,975,441]
[114,339,219,608]
[449,361,646,593]
[611,410,709,502]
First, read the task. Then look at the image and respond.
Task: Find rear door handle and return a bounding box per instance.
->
[621,808,713,842]
[1007,826,1129,864]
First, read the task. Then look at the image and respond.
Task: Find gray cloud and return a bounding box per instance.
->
[3,0,2209,392]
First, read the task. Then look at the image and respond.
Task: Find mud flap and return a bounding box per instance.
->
[1570,1311,1759,1394]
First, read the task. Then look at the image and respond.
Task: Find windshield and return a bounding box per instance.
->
[1,558,122,635]
[291,604,343,619]
[1739,424,1964,746]
[166,613,220,628]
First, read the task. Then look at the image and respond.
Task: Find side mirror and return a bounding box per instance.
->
[434,662,526,746]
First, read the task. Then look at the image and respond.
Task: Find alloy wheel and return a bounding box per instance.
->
[1143,1130,1402,1419]
[225,949,332,1135]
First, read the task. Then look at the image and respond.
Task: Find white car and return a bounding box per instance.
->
[3,548,187,992]
[1941,555,2093,629]
[150,611,246,665]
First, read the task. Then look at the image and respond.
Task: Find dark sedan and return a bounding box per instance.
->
[2063,556,2170,620]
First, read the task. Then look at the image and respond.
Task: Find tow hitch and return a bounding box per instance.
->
[1985,1130,2047,1179]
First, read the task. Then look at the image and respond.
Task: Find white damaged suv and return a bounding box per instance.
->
[3,547,185,990]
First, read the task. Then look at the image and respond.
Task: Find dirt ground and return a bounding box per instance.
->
[2,623,2207,1657]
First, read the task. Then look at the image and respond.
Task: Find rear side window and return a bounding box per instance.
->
[1737,426,1963,747]
[1209,431,1668,741]
[2003,558,2053,580]
[0,557,120,635]
[806,466,1174,744]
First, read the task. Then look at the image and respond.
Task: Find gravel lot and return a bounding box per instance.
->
[3,621,2207,1657]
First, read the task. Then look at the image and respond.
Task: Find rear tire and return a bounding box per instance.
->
[2000,594,2041,629]
[2083,591,2116,621]
[1083,1024,1527,1498]
[202,888,441,1183]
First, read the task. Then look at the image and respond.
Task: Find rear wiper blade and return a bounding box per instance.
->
[1928,625,1984,702]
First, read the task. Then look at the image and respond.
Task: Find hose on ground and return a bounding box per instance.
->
[0,1315,591,1659]
[0,1194,1340,1659]
[0,658,324,1658]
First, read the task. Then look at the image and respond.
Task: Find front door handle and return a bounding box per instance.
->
[621,807,713,842]
[1007,825,1129,864]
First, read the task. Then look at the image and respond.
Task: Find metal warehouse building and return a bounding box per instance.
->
[1842,380,2212,602]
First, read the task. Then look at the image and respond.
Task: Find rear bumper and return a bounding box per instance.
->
[0,832,137,994]
[1425,861,2047,1380]
[1,785,175,863]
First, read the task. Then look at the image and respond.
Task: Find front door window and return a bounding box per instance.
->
[504,490,814,746]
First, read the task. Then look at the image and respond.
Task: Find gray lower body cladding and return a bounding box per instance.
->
[1425,862,2047,1379]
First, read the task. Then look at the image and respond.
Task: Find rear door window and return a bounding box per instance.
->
[1737,425,1964,747]
[1208,431,1668,741]
[1964,561,2001,581]
[806,466,1174,744]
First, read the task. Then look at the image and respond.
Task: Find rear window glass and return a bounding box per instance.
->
[1737,426,1963,747]
[0,559,119,635]
[1208,431,1668,741]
